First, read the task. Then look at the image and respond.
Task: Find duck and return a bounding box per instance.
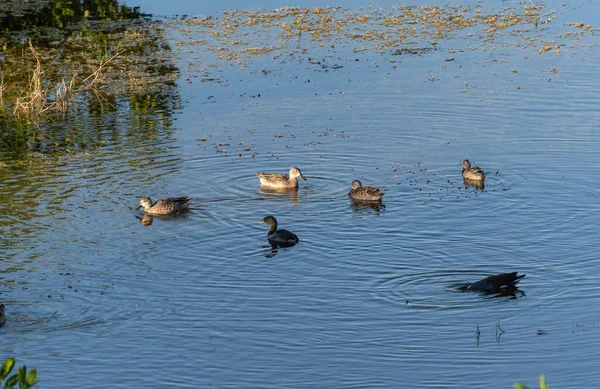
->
[256,167,306,188]
[259,216,299,246]
[462,159,485,181]
[136,197,192,215]
[0,304,6,327]
[348,180,384,202]
[459,272,525,294]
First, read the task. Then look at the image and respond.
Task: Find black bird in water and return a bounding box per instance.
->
[458,272,525,296]
[259,216,299,247]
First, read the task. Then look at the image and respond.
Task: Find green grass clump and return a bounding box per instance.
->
[0,357,38,389]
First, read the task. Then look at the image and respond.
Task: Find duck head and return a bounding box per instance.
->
[289,167,306,181]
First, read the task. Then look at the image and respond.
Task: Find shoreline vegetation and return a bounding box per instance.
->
[0,40,123,120]
[0,0,178,124]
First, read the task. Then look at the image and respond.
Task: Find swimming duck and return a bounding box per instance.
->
[462,159,485,181]
[256,167,306,188]
[459,272,525,294]
[0,304,6,326]
[259,216,299,246]
[136,197,192,215]
[348,180,384,202]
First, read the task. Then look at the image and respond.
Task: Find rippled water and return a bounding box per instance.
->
[2,0,600,388]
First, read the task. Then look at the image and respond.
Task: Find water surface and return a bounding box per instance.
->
[2,0,600,388]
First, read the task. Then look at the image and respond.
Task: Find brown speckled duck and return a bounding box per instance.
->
[136,197,192,215]
[462,159,485,181]
[348,180,383,202]
[256,167,306,188]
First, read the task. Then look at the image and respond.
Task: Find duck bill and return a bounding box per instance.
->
[259,220,265,224]
[299,173,307,181]
[136,204,142,210]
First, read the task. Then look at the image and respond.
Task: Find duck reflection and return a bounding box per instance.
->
[261,241,301,258]
[458,272,526,299]
[489,287,525,299]
[136,214,154,226]
[261,242,280,258]
[259,186,300,206]
[135,211,193,226]
[463,178,485,190]
[351,201,385,213]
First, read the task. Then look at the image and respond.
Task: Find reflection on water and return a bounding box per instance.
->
[0,0,143,39]
[260,242,297,259]
[136,214,154,226]
[0,0,179,155]
[258,186,300,207]
[350,201,385,214]
[487,288,526,300]
[135,209,195,226]
[463,178,485,190]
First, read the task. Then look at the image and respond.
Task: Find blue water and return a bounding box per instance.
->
[2,0,600,387]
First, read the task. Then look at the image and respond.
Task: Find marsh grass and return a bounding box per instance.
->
[5,40,121,121]
[0,77,6,111]
[0,20,177,126]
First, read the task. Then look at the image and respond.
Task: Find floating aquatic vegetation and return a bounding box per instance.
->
[166,3,598,81]
[169,5,570,62]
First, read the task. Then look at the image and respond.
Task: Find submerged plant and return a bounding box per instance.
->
[0,357,38,389]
